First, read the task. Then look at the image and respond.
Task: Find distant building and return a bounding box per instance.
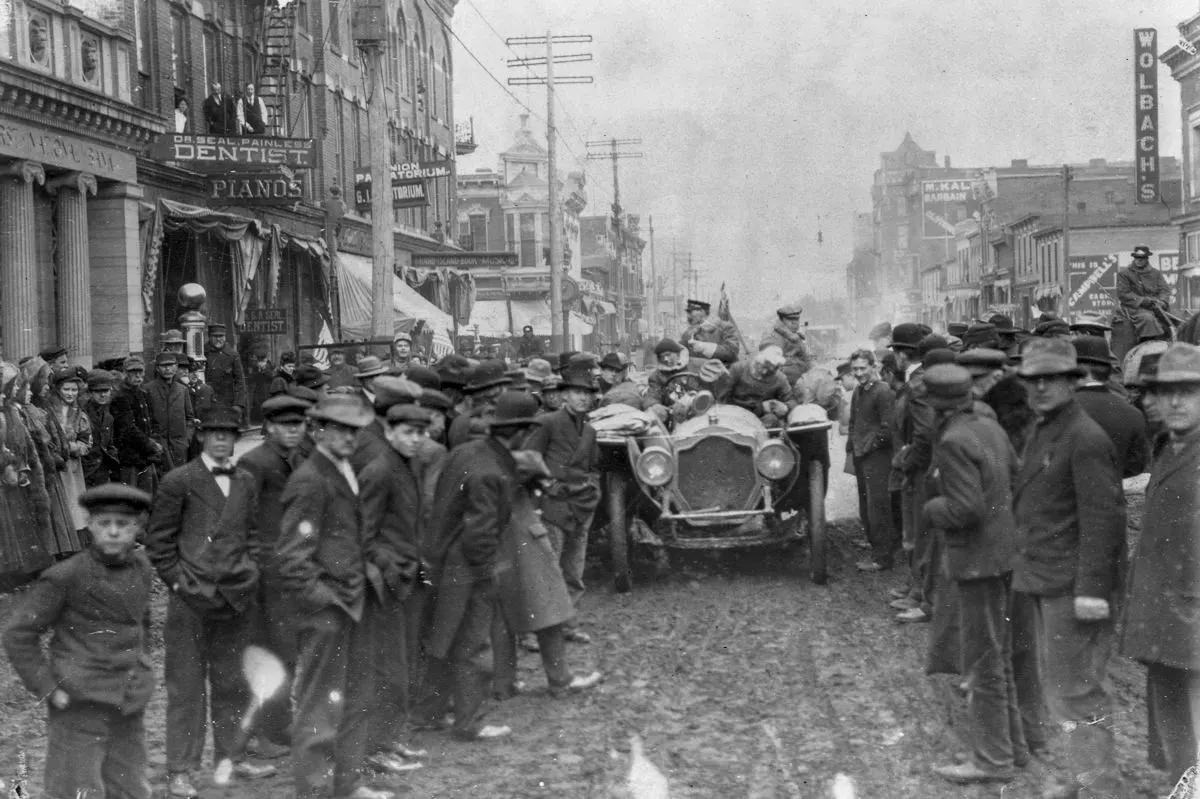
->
[1163,17,1200,313]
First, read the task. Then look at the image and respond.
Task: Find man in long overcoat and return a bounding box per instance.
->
[110,357,163,492]
[145,408,270,798]
[680,299,740,366]
[847,348,897,571]
[1117,245,1173,342]
[1011,338,1126,798]
[275,395,393,799]
[1121,343,1200,785]
[143,352,194,472]
[921,365,1026,785]
[81,369,119,485]
[204,324,247,417]
[716,346,796,426]
[417,392,543,741]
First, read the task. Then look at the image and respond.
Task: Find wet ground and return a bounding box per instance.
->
[0,436,1175,798]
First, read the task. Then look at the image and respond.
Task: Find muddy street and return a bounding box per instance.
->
[0,444,1169,798]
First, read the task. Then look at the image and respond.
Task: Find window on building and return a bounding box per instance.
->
[1187,231,1200,264]
[467,214,486,251]
[441,56,450,122]
[390,12,406,94]
[897,225,908,251]
[170,12,186,91]
[134,1,153,109]
[202,29,216,92]
[329,0,342,50]
[519,213,537,266]
[296,0,308,33]
[335,94,347,197]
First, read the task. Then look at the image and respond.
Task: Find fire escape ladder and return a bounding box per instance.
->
[257,0,296,135]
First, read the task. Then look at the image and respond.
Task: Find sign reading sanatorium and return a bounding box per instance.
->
[0,120,136,183]
[149,134,317,170]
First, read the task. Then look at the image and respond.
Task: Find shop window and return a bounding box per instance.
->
[519,213,537,267]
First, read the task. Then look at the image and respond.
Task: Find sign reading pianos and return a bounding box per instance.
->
[149,134,317,170]
[206,172,303,206]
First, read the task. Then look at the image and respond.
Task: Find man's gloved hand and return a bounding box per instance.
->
[691,340,717,358]
[762,400,788,418]
[1073,596,1110,621]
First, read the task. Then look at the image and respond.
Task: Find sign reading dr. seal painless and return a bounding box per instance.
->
[149,134,317,170]
[1134,28,1159,204]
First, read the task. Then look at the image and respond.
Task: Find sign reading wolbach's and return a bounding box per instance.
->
[1134,28,1159,204]
[149,134,317,170]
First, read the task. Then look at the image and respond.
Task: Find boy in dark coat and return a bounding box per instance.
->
[3,484,155,799]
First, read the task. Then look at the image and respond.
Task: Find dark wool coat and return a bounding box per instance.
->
[759,322,811,382]
[359,445,422,597]
[1012,400,1126,599]
[143,376,194,471]
[111,382,158,469]
[681,319,740,366]
[847,379,895,458]
[524,406,600,530]
[203,345,247,410]
[717,362,795,417]
[1121,428,1200,670]
[237,439,302,565]
[3,547,154,714]
[1117,264,1173,339]
[1074,383,1149,478]
[146,459,261,615]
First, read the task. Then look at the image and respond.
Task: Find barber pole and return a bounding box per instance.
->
[1134,28,1160,204]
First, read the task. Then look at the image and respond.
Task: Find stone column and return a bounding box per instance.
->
[47,172,98,368]
[0,160,45,360]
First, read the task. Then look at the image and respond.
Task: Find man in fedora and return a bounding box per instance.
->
[1067,312,1112,340]
[204,324,247,421]
[354,355,390,405]
[1012,338,1126,798]
[987,314,1024,358]
[1117,245,1173,342]
[145,408,273,797]
[276,395,394,799]
[447,361,511,449]
[418,392,543,741]
[680,299,740,367]
[524,366,601,643]
[760,303,811,383]
[1073,336,1148,478]
[922,364,1026,785]
[1120,342,1200,786]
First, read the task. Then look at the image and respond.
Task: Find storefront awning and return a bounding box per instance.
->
[335,253,454,352]
[467,299,595,337]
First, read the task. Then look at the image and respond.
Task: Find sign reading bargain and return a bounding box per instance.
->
[1134,29,1159,204]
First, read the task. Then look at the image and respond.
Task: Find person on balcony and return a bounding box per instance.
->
[237,83,270,136]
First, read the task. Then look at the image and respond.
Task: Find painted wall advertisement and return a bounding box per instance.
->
[1068,251,1180,314]
[920,179,980,238]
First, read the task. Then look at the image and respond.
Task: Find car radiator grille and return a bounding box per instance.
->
[675,437,757,511]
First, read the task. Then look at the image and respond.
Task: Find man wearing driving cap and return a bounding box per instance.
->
[237,394,314,755]
[680,299,740,367]
[276,395,395,799]
[146,408,272,796]
[82,369,120,486]
[921,365,1026,785]
[1117,246,1173,342]
[1072,336,1148,478]
[203,324,247,420]
[390,332,413,373]
[1120,343,1200,786]
[759,303,811,383]
[144,351,194,472]
[418,392,544,741]
[1011,338,1127,798]
[110,356,164,493]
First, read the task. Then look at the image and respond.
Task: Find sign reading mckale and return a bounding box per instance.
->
[1134,28,1159,204]
[149,134,317,170]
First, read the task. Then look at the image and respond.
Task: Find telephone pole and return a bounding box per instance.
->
[648,215,657,341]
[1062,164,1072,318]
[587,137,642,353]
[507,33,593,352]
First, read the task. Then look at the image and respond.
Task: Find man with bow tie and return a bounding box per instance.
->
[145,408,275,798]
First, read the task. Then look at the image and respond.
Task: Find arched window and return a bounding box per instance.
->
[441,56,450,122]
[428,46,437,119]
[442,32,453,123]
[390,10,406,95]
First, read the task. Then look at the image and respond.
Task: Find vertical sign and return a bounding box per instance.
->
[1134,28,1159,204]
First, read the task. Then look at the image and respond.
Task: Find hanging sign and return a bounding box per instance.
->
[243,308,288,335]
[353,174,428,211]
[207,172,304,206]
[1134,29,1160,203]
[149,134,317,170]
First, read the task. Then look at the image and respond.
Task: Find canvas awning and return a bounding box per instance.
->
[335,253,454,353]
[467,299,594,337]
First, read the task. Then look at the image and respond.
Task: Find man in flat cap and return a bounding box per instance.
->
[1121,343,1200,787]
[680,299,740,367]
[1012,338,1127,798]
[146,408,272,797]
[81,370,119,486]
[276,395,395,799]
[39,345,69,369]
[237,394,314,756]
[144,352,194,473]
[1117,246,1174,342]
[204,324,247,421]
[922,365,1026,785]
[110,356,163,493]
[760,303,811,383]
[390,332,414,374]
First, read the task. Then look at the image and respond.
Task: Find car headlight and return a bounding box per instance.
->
[636,446,674,486]
[755,440,796,480]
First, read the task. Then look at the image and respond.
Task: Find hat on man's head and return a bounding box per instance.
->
[392,332,413,345]
[1072,336,1116,367]
[868,321,893,341]
[50,366,83,387]
[987,314,1022,334]
[279,351,297,365]
[418,388,454,412]
[154,351,178,366]
[889,323,925,352]
[776,303,803,320]
[405,365,441,390]
[653,338,683,357]
[955,348,1007,376]
[160,329,186,345]
[522,325,535,334]
[559,367,598,391]
[539,374,563,392]
[464,360,512,394]
[1016,338,1084,379]
[835,361,852,377]
[372,375,423,411]
[1122,340,1169,387]
[1033,318,1071,338]
[923,364,974,410]
[1132,245,1153,258]
[355,355,389,379]
[917,334,949,357]
[947,322,969,338]
[962,323,999,350]
[307,394,374,428]
[567,352,598,371]
[123,356,145,372]
[556,351,581,372]
[523,358,554,385]
[599,352,630,371]
[386,403,432,427]
[505,369,529,389]
[434,354,471,388]
[489,391,543,429]
[79,483,153,515]
[261,395,312,424]
[295,364,329,389]
[922,348,958,368]
[287,384,321,403]
[86,369,116,390]
[685,299,711,313]
[207,324,227,336]
[38,345,67,362]
[198,407,241,431]
[1068,312,1112,333]
[1146,342,1200,386]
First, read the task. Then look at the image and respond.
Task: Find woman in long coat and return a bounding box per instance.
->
[43,368,92,533]
[0,362,52,588]
[20,358,82,557]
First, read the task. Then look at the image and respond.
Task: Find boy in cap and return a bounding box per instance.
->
[146,408,272,796]
[680,299,740,366]
[760,303,811,383]
[4,484,155,799]
[82,369,120,486]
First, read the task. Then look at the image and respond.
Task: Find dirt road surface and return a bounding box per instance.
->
[0,434,1173,798]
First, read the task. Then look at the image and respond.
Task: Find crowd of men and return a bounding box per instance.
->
[842,248,1196,797]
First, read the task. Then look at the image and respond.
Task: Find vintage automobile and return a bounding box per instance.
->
[591,387,831,591]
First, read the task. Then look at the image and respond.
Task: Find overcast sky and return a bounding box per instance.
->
[453,0,1198,314]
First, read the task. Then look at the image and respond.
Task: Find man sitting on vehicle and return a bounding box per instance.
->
[714,345,796,427]
[646,338,687,410]
[598,352,647,410]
